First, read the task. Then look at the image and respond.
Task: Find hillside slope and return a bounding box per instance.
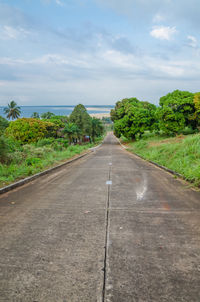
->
[126,133,200,187]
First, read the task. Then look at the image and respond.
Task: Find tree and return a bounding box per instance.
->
[194,93,200,128]
[31,112,40,118]
[158,107,185,135]
[4,100,21,120]
[91,117,104,142]
[159,90,196,129]
[6,118,58,143]
[111,98,157,139]
[41,112,55,119]
[62,122,79,144]
[69,104,92,141]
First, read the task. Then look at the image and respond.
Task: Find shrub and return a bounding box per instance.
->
[0,116,9,134]
[36,138,55,147]
[0,136,22,163]
[53,142,63,151]
[0,136,10,163]
[6,118,59,143]
[26,157,42,166]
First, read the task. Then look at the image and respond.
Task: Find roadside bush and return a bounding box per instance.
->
[26,157,42,167]
[0,116,9,134]
[0,136,22,163]
[53,142,63,151]
[22,144,52,158]
[6,118,59,143]
[182,127,197,135]
[55,138,69,148]
[0,136,10,163]
[36,138,55,147]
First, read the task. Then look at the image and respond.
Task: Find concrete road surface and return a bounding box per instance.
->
[0,133,200,302]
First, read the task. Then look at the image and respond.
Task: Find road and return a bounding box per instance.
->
[0,133,200,302]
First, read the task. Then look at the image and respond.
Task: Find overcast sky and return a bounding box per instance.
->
[0,0,199,106]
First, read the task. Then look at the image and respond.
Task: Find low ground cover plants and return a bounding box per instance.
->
[124,133,200,187]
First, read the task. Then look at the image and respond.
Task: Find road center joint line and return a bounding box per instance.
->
[102,162,112,301]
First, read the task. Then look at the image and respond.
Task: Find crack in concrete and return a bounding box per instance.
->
[102,161,112,302]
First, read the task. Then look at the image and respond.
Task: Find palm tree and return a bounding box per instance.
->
[41,112,55,119]
[31,112,40,118]
[91,117,104,142]
[62,123,79,144]
[4,100,21,120]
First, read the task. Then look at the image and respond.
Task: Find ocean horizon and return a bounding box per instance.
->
[0,105,114,119]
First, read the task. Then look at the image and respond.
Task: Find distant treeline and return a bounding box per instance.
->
[111,90,200,139]
[1,103,104,145]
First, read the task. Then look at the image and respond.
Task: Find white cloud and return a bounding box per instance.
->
[41,0,64,5]
[187,35,198,48]
[153,14,165,23]
[55,0,64,6]
[0,26,30,40]
[150,26,177,40]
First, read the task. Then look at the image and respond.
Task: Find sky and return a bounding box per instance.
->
[0,0,199,106]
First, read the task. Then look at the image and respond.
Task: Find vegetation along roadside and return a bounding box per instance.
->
[111,90,200,187]
[123,133,200,187]
[0,104,106,188]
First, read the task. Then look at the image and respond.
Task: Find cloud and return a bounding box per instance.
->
[41,0,65,6]
[187,35,198,48]
[153,14,165,23]
[0,1,200,106]
[150,26,177,41]
[55,0,64,6]
[0,26,30,40]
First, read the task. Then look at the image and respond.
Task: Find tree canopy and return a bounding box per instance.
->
[69,104,92,140]
[6,118,59,143]
[111,98,157,139]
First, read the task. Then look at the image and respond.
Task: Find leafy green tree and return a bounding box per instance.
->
[194,93,200,128]
[41,112,55,119]
[158,107,185,135]
[91,117,104,142]
[4,100,21,120]
[159,90,196,129]
[62,122,79,144]
[6,118,58,143]
[69,104,92,141]
[31,112,40,118]
[112,98,157,139]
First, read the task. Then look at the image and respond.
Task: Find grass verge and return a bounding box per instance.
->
[123,133,200,187]
[0,137,103,188]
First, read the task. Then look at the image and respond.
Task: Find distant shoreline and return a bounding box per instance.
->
[89,113,110,119]
[0,105,113,119]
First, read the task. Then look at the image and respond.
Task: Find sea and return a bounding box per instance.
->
[0,105,114,119]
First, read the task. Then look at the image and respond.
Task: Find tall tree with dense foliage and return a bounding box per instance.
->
[4,101,21,120]
[111,98,157,139]
[158,107,185,135]
[91,117,104,142]
[69,104,92,140]
[159,90,196,132]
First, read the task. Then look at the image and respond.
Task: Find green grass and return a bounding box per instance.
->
[126,133,200,187]
[0,138,102,188]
